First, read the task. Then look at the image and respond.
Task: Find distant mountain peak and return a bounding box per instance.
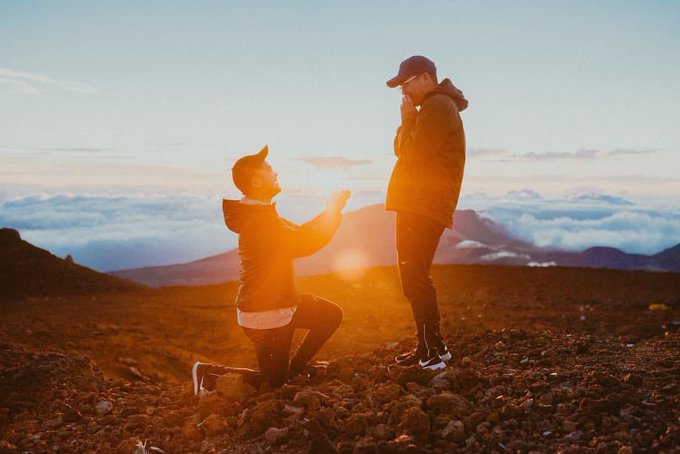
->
[108,204,680,287]
[0,228,21,242]
[0,227,143,298]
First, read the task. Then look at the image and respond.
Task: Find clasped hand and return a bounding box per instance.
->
[327,190,351,213]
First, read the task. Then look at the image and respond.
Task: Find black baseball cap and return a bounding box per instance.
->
[231,145,268,193]
[386,55,437,88]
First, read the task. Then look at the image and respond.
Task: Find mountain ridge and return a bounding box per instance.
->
[0,228,143,298]
[108,204,680,287]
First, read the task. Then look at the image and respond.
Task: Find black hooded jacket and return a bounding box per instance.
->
[385,78,468,228]
[222,200,341,312]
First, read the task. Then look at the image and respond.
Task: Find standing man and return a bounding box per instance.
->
[385,55,468,370]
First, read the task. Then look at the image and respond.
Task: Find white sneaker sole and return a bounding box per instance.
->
[192,362,203,395]
[440,351,452,362]
[420,360,447,370]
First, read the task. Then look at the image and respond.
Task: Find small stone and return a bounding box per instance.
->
[95,400,113,416]
[623,373,643,386]
[367,423,394,441]
[441,419,466,442]
[293,390,325,410]
[45,415,64,429]
[0,441,19,453]
[124,414,151,435]
[429,376,451,391]
[353,436,377,454]
[565,430,584,442]
[181,419,204,442]
[202,414,229,436]
[118,357,137,366]
[116,437,142,454]
[283,404,305,416]
[397,406,430,440]
[63,407,82,423]
[215,373,248,400]
[426,393,473,418]
[562,420,578,432]
[264,427,288,445]
[343,413,369,437]
[128,366,146,380]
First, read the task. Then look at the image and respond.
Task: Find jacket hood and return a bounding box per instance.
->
[428,78,468,112]
[222,199,274,234]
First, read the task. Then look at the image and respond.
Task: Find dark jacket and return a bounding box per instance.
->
[385,78,468,228]
[222,200,341,312]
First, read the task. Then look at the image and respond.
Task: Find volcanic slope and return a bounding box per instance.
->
[1,264,678,451]
[0,228,143,298]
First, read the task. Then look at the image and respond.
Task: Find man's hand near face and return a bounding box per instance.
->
[400,95,417,123]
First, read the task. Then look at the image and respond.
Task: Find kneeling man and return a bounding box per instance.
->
[193,145,350,393]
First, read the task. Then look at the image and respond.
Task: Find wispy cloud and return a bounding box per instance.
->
[297,157,373,170]
[1,145,113,155]
[0,76,40,95]
[0,68,98,94]
[53,147,112,153]
[146,142,186,147]
[511,148,658,161]
[469,147,509,158]
[0,156,224,195]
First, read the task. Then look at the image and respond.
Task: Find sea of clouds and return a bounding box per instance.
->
[1,189,678,271]
[464,190,680,255]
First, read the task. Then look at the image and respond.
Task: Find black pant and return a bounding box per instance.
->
[241,294,343,388]
[396,211,445,349]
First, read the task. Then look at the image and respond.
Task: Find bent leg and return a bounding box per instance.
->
[288,294,343,377]
[243,325,294,388]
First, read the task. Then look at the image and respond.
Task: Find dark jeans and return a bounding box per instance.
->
[241,294,343,388]
[396,211,445,348]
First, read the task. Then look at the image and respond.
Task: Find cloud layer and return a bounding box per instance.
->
[0,194,232,271]
[465,191,680,255]
[1,189,678,272]
[297,157,373,169]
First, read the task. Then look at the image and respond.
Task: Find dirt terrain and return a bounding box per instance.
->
[1,265,679,452]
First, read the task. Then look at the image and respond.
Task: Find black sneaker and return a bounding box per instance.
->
[389,348,446,371]
[437,341,452,362]
[397,342,451,363]
[418,351,446,370]
[394,347,420,363]
[392,348,424,367]
[192,362,217,395]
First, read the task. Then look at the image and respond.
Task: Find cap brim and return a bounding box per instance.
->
[256,145,268,160]
[386,75,404,88]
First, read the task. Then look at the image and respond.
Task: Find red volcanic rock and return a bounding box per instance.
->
[1,263,679,453]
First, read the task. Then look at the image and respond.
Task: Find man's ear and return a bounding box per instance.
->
[250,175,263,189]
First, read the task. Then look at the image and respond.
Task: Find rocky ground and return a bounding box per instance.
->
[1,327,678,453]
[1,265,678,453]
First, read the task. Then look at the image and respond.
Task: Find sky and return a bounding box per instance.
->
[1,1,679,271]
